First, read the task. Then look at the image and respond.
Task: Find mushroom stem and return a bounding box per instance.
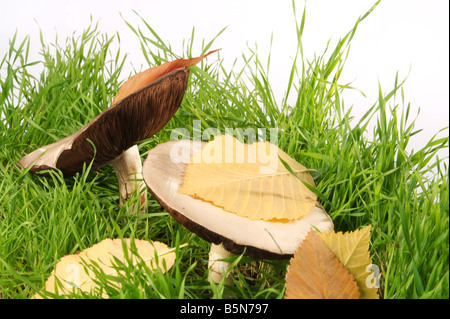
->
[208,243,234,285]
[111,145,147,212]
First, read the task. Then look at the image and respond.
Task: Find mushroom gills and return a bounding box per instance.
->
[18,68,190,212]
[19,51,219,210]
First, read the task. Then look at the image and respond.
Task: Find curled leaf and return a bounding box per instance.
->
[112,49,220,105]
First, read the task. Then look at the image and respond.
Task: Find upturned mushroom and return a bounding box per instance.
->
[142,136,334,284]
[18,50,218,209]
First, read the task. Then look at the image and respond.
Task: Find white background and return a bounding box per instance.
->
[1,0,448,162]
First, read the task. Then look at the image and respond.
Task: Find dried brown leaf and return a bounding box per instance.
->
[112,49,219,105]
[285,231,361,299]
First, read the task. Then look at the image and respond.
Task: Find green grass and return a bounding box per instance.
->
[1,2,448,299]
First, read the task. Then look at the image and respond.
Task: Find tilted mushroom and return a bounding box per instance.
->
[18,50,218,209]
[142,137,334,284]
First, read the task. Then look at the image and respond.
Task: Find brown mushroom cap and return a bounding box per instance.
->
[19,68,189,176]
[19,49,219,176]
[142,139,334,259]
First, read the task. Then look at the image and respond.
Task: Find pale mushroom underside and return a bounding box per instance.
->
[143,139,334,259]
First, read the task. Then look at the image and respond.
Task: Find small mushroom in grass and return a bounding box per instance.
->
[142,139,334,284]
[18,50,218,209]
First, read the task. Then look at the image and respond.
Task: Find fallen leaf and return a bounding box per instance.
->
[285,231,360,299]
[319,225,379,299]
[35,238,177,298]
[112,49,220,105]
[178,134,317,221]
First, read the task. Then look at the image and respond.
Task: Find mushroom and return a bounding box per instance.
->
[142,139,334,284]
[18,50,218,210]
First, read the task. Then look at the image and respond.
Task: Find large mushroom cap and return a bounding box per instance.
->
[18,68,189,176]
[18,49,219,176]
[142,139,334,259]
